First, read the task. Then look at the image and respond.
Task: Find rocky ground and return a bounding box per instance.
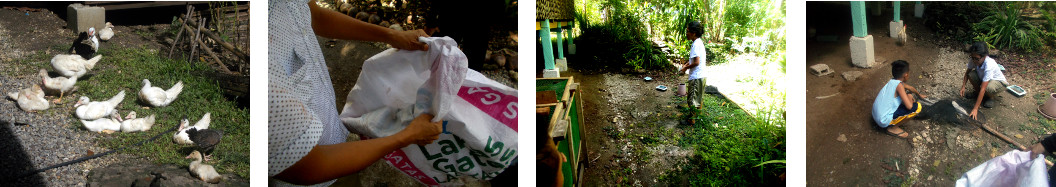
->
[806,2,1056,186]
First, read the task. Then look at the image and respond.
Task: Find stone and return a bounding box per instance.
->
[914,3,925,18]
[842,71,863,81]
[543,69,560,78]
[809,64,833,76]
[87,160,248,186]
[889,21,903,38]
[837,134,847,142]
[850,35,876,68]
[556,58,568,72]
[66,4,106,34]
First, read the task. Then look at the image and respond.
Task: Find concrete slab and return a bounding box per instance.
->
[810,64,833,76]
[543,69,560,78]
[67,4,106,34]
[850,35,876,68]
[889,21,903,38]
[914,4,925,18]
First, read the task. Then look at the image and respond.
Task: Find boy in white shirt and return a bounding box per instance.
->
[960,42,1009,120]
[678,21,707,117]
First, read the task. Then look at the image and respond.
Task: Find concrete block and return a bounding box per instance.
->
[850,35,876,68]
[810,64,833,76]
[842,71,864,81]
[67,4,106,34]
[889,21,902,38]
[555,58,568,71]
[543,69,560,78]
[568,43,576,55]
[914,4,925,18]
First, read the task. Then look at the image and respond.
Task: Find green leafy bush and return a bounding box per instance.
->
[973,2,1043,51]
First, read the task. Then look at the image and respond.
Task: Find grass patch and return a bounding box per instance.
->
[25,46,249,178]
[661,93,785,186]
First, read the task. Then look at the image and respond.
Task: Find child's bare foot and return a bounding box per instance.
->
[886,126,909,139]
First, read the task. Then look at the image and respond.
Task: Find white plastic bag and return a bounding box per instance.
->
[955,150,1049,187]
[339,37,518,186]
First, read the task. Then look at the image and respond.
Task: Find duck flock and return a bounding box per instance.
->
[4,23,223,184]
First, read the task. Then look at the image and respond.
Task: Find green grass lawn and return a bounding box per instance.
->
[665,93,786,186]
[22,45,250,178]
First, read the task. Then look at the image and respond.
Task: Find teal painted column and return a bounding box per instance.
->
[916,1,921,5]
[893,1,901,22]
[556,22,564,59]
[851,1,868,37]
[541,19,555,70]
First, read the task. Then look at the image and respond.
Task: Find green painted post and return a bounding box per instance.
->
[541,19,555,70]
[893,1,901,22]
[556,22,564,59]
[851,1,868,37]
[916,1,921,5]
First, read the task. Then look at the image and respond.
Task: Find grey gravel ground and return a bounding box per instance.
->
[0,7,245,186]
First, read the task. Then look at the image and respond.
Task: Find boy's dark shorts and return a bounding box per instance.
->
[891,102,921,125]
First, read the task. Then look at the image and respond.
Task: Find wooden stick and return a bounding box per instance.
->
[185,17,249,62]
[169,5,193,58]
[179,18,233,74]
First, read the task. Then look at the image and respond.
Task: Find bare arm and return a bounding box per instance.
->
[273,114,442,185]
[307,0,428,51]
[897,83,914,110]
[959,68,972,96]
[969,81,989,120]
[679,56,700,74]
[903,83,926,98]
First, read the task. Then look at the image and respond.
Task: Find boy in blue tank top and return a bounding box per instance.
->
[872,60,928,138]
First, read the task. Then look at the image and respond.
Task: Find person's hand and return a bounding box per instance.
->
[398,113,442,146]
[959,86,966,97]
[969,108,979,120]
[918,93,928,99]
[387,29,429,51]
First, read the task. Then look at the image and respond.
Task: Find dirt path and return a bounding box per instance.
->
[564,70,692,186]
[806,2,1056,186]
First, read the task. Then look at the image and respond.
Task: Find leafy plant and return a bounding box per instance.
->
[973,2,1043,51]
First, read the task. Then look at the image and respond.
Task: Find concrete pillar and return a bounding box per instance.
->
[914,2,924,18]
[67,4,106,34]
[850,2,875,68]
[850,35,876,68]
[556,22,564,59]
[541,19,560,77]
[892,1,901,21]
[851,1,868,38]
[890,2,903,37]
[567,21,576,54]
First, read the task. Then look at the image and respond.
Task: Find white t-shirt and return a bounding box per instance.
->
[688,38,707,80]
[967,56,1007,82]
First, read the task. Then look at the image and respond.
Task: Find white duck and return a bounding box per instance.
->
[39,69,78,102]
[174,113,211,145]
[185,150,222,184]
[74,90,125,120]
[99,22,114,41]
[6,84,49,112]
[120,111,155,132]
[81,113,122,133]
[139,79,183,107]
[51,54,102,78]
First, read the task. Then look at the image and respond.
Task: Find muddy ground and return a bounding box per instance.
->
[554,63,746,186]
[806,2,1056,186]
